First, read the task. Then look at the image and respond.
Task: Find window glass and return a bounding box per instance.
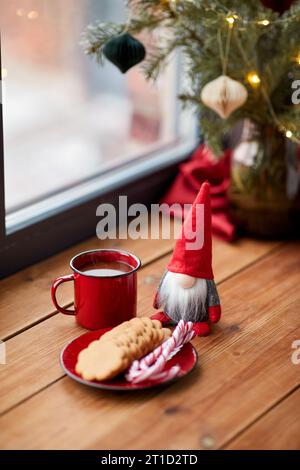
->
[1,0,182,214]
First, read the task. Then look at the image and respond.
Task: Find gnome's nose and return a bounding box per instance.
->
[173,273,197,289]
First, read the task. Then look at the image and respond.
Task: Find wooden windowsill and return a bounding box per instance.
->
[0,218,299,450]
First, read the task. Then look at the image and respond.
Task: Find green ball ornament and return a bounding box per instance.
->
[103,32,146,73]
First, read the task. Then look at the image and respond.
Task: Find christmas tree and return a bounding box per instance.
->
[82,0,300,155]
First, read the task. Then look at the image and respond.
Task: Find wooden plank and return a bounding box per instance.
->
[0,224,176,341]
[0,237,277,415]
[0,231,279,341]
[0,242,295,449]
[0,257,166,415]
[227,388,300,450]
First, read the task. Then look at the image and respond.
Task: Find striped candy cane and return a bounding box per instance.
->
[126,320,195,384]
[138,321,185,369]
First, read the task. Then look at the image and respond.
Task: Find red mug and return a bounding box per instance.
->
[51,249,141,330]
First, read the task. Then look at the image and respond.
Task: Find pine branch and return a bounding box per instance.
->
[143,37,186,80]
[82,0,300,153]
[81,22,124,63]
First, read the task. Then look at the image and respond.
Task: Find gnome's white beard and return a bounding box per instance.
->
[157,271,208,323]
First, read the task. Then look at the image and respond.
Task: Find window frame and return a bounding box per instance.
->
[0,39,197,279]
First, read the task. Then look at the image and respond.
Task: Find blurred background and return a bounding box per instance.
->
[1,0,189,214]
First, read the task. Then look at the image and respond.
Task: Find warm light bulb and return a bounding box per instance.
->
[257,19,270,26]
[1,68,8,79]
[296,54,300,65]
[286,130,293,139]
[27,10,39,20]
[247,72,261,86]
[226,16,235,26]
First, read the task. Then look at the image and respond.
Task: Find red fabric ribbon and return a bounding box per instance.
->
[160,145,236,242]
[161,1,295,243]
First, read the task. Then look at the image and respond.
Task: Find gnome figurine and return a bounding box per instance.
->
[151,182,221,336]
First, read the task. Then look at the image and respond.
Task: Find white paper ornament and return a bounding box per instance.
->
[201,75,248,119]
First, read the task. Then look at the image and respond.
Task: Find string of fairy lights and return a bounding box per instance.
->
[2,1,300,143]
[223,13,300,144]
[165,1,300,143]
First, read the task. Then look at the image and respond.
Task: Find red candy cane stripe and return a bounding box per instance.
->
[126,320,195,384]
[139,320,186,369]
[147,365,180,382]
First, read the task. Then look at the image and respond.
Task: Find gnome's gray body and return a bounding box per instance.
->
[155,271,220,324]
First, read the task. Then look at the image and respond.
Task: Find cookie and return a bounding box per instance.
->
[75,342,123,381]
[100,318,148,342]
[75,316,171,381]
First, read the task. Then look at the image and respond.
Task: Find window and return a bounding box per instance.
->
[0,0,196,277]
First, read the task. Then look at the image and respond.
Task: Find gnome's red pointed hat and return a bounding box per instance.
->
[167,181,214,279]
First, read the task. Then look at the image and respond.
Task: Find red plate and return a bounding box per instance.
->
[60,328,198,391]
